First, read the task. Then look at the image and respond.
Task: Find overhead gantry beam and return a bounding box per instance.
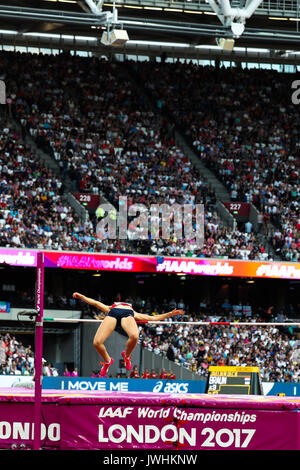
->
[83,0,105,15]
[207,0,263,37]
[0,4,111,26]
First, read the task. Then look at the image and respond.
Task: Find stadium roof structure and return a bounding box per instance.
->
[0,0,300,62]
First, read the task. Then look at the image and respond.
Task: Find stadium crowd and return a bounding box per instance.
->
[0,117,86,250]
[0,332,78,377]
[132,61,299,262]
[0,51,275,260]
[140,312,299,383]
[121,296,298,383]
[0,333,34,377]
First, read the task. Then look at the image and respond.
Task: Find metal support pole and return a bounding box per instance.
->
[33,252,44,451]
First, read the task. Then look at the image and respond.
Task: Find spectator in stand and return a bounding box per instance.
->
[42,361,52,376]
[166,344,176,362]
[130,365,140,378]
[141,368,150,379]
[50,364,59,377]
[63,367,71,377]
[159,368,168,379]
[149,369,158,379]
[10,360,20,375]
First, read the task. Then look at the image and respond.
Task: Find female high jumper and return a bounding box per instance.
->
[73,292,184,377]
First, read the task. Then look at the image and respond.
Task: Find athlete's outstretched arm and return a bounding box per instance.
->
[72,292,111,315]
[134,309,184,322]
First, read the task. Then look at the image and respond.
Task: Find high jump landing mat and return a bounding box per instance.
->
[0,388,299,450]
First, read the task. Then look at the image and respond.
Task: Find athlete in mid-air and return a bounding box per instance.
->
[73,292,184,377]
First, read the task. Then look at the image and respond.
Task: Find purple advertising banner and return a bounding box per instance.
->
[60,404,298,450]
[0,390,299,450]
[0,248,300,279]
[0,249,37,267]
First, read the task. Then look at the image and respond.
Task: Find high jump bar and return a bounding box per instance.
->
[43,317,300,326]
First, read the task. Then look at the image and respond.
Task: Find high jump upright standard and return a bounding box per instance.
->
[33,252,44,450]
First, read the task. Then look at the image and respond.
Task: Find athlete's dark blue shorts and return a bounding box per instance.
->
[108,307,134,326]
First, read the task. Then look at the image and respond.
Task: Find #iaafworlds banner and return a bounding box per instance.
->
[0,248,299,280]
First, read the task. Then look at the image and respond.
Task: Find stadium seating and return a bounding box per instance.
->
[0,52,278,260]
[132,61,299,262]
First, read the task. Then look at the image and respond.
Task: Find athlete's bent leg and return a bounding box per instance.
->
[93,316,117,363]
[120,316,139,359]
